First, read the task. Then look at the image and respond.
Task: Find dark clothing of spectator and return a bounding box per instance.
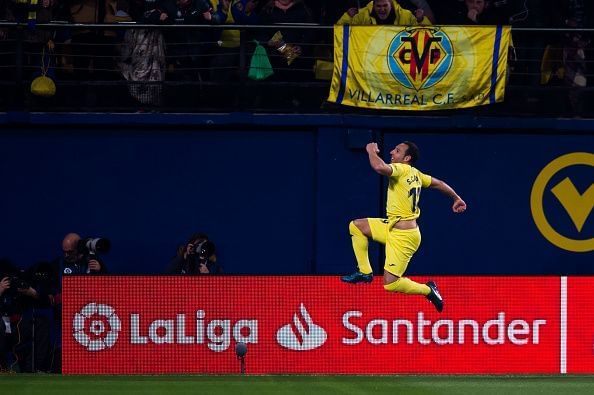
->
[256,0,314,78]
[558,0,589,114]
[449,1,499,25]
[321,0,363,25]
[488,0,514,24]
[230,0,260,24]
[67,0,120,80]
[1,0,57,82]
[257,0,314,46]
[163,0,228,81]
[253,0,315,108]
[427,0,466,24]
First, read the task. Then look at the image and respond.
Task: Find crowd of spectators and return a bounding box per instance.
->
[0,231,220,373]
[0,0,592,111]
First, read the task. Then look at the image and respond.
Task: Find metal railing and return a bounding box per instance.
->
[0,22,592,117]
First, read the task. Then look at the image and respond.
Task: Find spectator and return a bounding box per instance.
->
[209,0,254,81]
[100,0,134,80]
[253,0,315,108]
[400,0,435,23]
[487,0,515,25]
[1,0,57,82]
[425,0,466,24]
[449,0,497,25]
[315,0,355,25]
[4,0,57,36]
[336,1,433,25]
[215,0,246,48]
[336,0,363,25]
[557,0,588,115]
[163,0,229,81]
[105,0,135,35]
[335,0,435,25]
[167,233,222,275]
[230,0,261,24]
[350,0,431,25]
[68,0,119,80]
[224,0,263,49]
[257,0,314,71]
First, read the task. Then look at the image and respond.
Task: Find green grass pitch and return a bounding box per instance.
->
[3,375,594,395]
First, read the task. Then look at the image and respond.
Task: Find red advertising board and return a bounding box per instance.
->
[62,276,569,374]
[567,277,594,373]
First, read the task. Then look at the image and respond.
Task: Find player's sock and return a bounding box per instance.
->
[349,221,372,275]
[383,277,430,295]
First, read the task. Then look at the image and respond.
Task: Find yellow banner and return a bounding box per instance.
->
[328,25,511,110]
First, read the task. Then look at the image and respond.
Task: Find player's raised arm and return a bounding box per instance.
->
[366,142,393,176]
[429,176,467,213]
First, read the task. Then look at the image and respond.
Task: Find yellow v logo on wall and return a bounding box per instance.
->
[328,25,511,110]
[530,152,594,252]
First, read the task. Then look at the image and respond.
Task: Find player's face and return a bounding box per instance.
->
[390,143,409,163]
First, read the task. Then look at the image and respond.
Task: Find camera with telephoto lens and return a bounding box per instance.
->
[77,237,111,258]
[192,240,215,260]
[1,260,30,291]
[8,262,52,290]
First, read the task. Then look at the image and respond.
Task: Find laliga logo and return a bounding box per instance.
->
[387,27,453,91]
[73,303,121,351]
[276,303,327,351]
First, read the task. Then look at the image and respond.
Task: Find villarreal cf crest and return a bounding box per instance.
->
[387,27,453,92]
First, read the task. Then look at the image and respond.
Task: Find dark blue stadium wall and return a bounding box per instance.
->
[0,127,317,275]
[0,114,592,275]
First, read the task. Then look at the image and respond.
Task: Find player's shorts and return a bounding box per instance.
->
[367,218,421,277]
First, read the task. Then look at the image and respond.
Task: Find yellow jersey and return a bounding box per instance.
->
[386,163,432,226]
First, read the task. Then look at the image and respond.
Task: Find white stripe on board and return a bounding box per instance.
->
[561,276,567,374]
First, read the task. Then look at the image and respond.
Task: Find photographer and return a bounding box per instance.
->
[166,233,222,275]
[45,233,109,372]
[0,259,58,372]
[0,269,15,371]
[60,233,109,275]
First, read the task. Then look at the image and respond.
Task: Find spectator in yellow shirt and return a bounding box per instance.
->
[344,0,431,25]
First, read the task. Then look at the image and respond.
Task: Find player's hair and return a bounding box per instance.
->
[402,141,420,164]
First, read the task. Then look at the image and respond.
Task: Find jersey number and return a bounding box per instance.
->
[408,187,421,213]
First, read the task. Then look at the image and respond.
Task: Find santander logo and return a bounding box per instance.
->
[276,303,327,351]
[73,303,121,351]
